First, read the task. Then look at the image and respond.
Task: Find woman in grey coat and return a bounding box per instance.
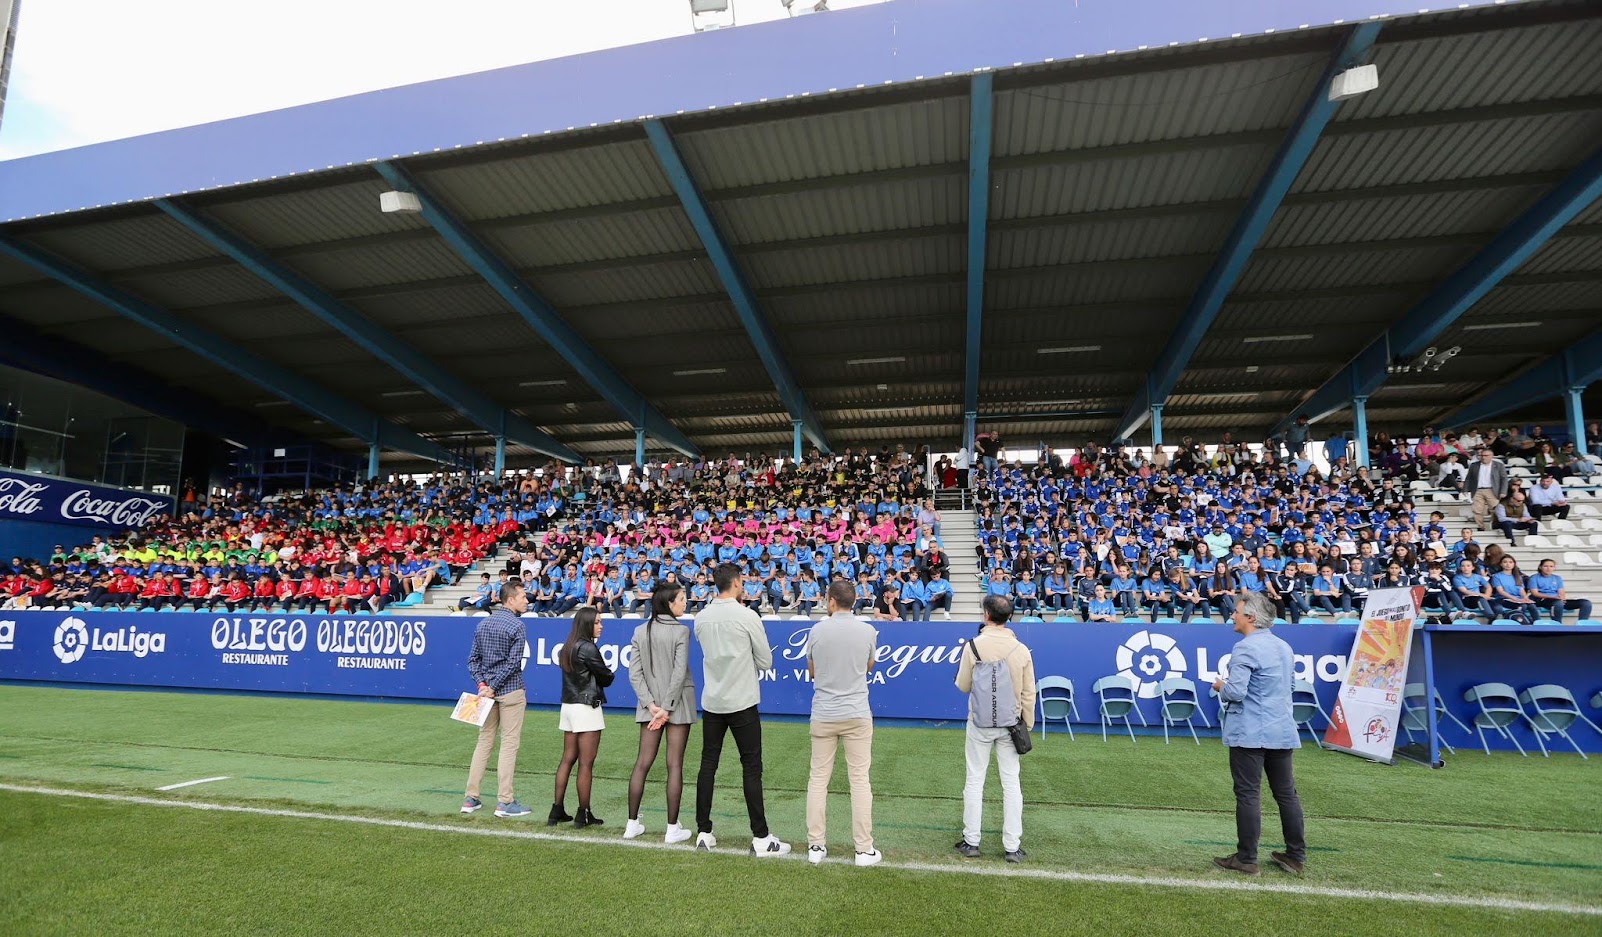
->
[623,581,698,844]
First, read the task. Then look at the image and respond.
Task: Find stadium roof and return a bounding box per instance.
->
[1,0,1600,466]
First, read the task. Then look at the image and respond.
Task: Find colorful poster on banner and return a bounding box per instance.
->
[1323,586,1424,762]
[449,692,495,727]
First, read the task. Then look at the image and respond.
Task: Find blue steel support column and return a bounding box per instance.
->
[635,428,646,469]
[153,198,579,465]
[368,443,381,480]
[963,72,995,433]
[1149,404,1164,450]
[1114,22,1382,441]
[793,420,803,464]
[0,233,454,464]
[1565,386,1587,454]
[371,161,699,459]
[494,437,507,478]
[1441,329,1602,430]
[1278,141,1602,434]
[642,120,829,454]
[1352,396,1370,468]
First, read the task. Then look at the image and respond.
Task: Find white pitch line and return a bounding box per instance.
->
[154,776,231,792]
[1,783,1596,918]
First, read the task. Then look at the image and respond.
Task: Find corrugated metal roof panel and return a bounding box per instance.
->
[285,238,472,292]
[1262,186,1541,249]
[417,139,672,220]
[110,264,285,310]
[990,213,1233,268]
[765,280,963,322]
[983,307,1175,346]
[1467,278,1602,315]
[1344,18,1602,120]
[1214,296,1406,332]
[1297,112,1602,192]
[24,213,216,272]
[351,283,513,330]
[481,206,701,266]
[743,235,962,290]
[993,50,1328,155]
[988,257,1210,307]
[532,258,722,307]
[1234,244,1475,294]
[1510,233,1602,275]
[675,96,969,190]
[981,372,1137,400]
[713,175,965,245]
[993,145,1275,217]
[204,178,429,247]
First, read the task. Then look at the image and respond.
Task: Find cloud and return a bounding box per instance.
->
[0,0,889,160]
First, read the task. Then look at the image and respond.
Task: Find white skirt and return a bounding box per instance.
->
[559,703,606,733]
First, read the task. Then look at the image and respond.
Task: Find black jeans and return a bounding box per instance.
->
[1228,746,1306,865]
[696,705,768,838]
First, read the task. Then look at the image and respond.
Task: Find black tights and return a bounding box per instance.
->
[627,723,691,824]
[554,731,602,810]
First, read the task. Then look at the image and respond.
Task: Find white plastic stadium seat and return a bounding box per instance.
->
[1561,551,1598,567]
[1523,536,1556,550]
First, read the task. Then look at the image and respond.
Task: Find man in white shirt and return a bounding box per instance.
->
[805,581,882,867]
[693,563,791,857]
[1527,477,1570,520]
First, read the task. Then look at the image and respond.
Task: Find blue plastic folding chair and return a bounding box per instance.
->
[1291,680,1328,750]
[1158,677,1203,745]
[1019,615,1046,623]
[1092,675,1140,743]
[1400,683,1458,755]
[1519,685,1592,758]
[1463,683,1530,756]
[1036,676,1080,741]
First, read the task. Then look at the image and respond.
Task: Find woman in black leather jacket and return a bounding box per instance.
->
[551,607,615,828]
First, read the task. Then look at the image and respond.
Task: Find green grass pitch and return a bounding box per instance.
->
[0,684,1598,935]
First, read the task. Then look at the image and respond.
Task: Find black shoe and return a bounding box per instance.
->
[953,839,980,859]
[1004,848,1027,864]
[547,803,572,826]
[573,807,603,829]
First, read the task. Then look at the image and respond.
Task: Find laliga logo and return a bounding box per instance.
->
[53,618,89,664]
[1115,630,1186,699]
[60,490,167,526]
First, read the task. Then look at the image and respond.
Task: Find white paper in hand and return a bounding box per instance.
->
[450,692,496,727]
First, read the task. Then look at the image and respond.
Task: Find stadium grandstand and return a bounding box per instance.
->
[1,0,1600,931]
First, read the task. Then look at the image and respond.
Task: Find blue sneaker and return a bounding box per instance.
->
[495,800,532,818]
[460,796,482,814]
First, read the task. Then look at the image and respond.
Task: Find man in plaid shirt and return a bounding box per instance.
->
[462,580,532,818]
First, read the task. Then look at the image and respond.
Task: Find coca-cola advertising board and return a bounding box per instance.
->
[0,469,173,531]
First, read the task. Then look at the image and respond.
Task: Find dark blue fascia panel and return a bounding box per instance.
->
[0,235,455,464]
[643,120,829,453]
[0,315,270,445]
[1278,142,1602,432]
[151,198,580,464]
[1115,22,1382,441]
[371,161,699,459]
[1442,327,1602,427]
[0,0,1490,224]
[963,73,995,420]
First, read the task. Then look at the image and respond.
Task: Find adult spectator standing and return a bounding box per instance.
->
[953,595,1036,863]
[1211,591,1307,877]
[804,581,882,867]
[975,431,1001,477]
[624,583,696,844]
[694,563,791,857]
[1468,449,1509,531]
[1322,432,1348,469]
[462,580,531,818]
[1284,416,1311,459]
[553,607,614,828]
[1526,476,1570,521]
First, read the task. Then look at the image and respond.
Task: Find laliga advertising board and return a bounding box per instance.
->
[1323,586,1423,763]
[0,611,1357,726]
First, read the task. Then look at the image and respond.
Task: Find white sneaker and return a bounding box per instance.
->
[942,610,951,620]
[623,818,646,840]
[695,831,717,851]
[751,835,792,857]
[665,823,692,844]
[807,844,827,866]
[854,849,883,867]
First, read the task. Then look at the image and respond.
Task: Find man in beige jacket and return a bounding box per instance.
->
[954,595,1036,863]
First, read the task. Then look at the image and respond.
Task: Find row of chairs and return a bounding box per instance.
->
[1459,683,1601,758]
[1033,676,1333,746]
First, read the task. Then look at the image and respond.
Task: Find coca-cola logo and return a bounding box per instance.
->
[0,478,47,516]
[59,489,166,527]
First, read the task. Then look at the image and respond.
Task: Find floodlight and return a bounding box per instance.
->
[379,191,421,214]
[1329,64,1379,102]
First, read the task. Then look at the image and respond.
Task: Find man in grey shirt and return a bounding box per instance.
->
[805,580,882,867]
[693,563,791,857]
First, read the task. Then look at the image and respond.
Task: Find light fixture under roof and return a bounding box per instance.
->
[1036,345,1102,354]
[519,379,568,387]
[1241,333,1314,344]
[673,367,728,377]
[846,356,906,366]
[380,389,427,398]
[254,400,292,408]
[1461,321,1542,331]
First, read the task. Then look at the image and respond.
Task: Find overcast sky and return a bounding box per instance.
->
[0,0,890,161]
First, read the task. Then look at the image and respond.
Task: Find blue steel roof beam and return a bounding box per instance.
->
[152,197,581,465]
[0,233,456,465]
[371,160,700,460]
[1115,22,1383,442]
[963,72,995,426]
[1274,141,1602,434]
[1440,329,1602,428]
[642,120,829,454]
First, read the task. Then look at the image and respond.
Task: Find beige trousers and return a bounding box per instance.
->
[466,689,526,805]
[1471,488,1500,528]
[806,718,874,852]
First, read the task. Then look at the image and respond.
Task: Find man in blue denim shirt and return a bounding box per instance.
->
[1211,591,1307,876]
